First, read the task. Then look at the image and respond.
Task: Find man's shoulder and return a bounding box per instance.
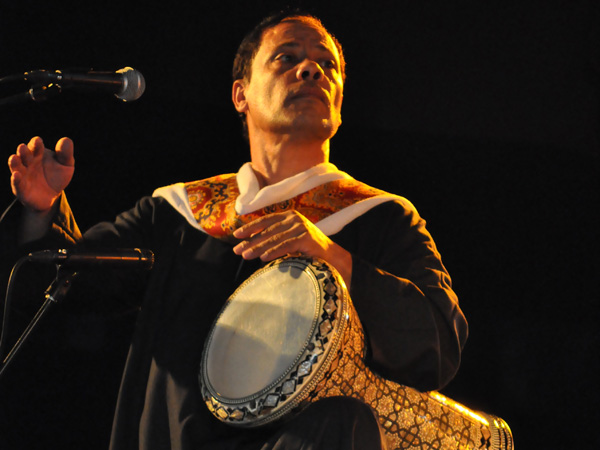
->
[333,178,417,211]
[339,178,422,225]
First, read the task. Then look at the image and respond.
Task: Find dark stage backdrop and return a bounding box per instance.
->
[0,1,598,449]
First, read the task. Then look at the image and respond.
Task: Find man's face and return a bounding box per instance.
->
[234,19,344,141]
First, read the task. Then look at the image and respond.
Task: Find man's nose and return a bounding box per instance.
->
[297,59,323,81]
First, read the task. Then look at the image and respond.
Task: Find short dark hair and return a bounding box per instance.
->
[232,10,346,139]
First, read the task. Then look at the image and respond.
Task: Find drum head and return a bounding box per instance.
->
[204,260,321,400]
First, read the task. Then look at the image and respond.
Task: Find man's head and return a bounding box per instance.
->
[233,12,346,86]
[232,11,346,143]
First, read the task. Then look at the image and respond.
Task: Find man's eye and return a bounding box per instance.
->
[322,60,337,70]
[277,54,295,63]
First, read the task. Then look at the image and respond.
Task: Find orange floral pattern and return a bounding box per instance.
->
[184,174,391,240]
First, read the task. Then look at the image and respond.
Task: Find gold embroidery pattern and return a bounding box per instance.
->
[184,175,392,239]
[185,175,240,238]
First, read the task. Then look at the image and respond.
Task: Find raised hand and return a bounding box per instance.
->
[8,136,75,212]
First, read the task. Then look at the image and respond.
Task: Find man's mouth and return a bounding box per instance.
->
[288,87,329,107]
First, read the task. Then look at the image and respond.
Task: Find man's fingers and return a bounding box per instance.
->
[16,137,46,166]
[233,212,291,239]
[257,233,307,261]
[16,143,33,166]
[232,220,261,239]
[233,216,297,254]
[8,154,23,172]
[234,224,307,260]
[10,170,22,193]
[232,211,326,262]
[55,137,75,166]
[28,136,45,156]
[233,226,287,256]
[15,137,74,168]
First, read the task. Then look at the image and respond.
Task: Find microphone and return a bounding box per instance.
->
[23,67,146,101]
[28,248,154,270]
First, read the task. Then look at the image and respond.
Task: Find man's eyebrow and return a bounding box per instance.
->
[274,41,335,54]
[275,42,301,51]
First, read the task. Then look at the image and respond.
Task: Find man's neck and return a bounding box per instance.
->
[249,133,330,187]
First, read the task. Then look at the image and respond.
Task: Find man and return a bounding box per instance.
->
[5,11,468,450]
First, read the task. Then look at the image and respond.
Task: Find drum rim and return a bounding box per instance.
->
[199,256,350,425]
[201,257,325,404]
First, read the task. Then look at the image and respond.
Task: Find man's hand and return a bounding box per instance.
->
[232,210,352,286]
[8,136,75,212]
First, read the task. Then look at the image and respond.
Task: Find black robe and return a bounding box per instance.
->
[1,192,467,450]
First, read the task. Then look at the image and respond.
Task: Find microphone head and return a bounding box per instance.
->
[116,67,145,101]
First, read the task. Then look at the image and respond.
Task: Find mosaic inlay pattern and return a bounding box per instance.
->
[200,257,513,450]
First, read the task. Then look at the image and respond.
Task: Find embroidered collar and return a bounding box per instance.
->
[153,163,404,240]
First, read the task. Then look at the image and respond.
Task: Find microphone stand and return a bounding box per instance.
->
[0,84,61,107]
[0,269,78,381]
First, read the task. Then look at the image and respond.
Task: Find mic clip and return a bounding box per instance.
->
[45,270,79,303]
[28,84,62,102]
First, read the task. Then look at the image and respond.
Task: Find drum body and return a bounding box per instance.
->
[199,257,513,450]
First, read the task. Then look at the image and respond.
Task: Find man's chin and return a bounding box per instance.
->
[285,115,340,139]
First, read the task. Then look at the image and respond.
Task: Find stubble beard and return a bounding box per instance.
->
[277,105,341,142]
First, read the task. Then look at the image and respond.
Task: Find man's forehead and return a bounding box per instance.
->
[260,20,339,56]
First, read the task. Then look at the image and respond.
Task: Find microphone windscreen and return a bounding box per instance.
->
[116,67,146,101]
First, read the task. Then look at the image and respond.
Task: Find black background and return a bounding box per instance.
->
[0,1,598,449]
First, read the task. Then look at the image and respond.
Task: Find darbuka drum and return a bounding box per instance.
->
[199,257,513,450]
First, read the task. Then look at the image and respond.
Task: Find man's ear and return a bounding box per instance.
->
[232,79,248,113]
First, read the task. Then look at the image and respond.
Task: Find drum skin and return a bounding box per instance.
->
[199,257,513,450]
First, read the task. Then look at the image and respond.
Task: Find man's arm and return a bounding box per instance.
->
[342,200,467,390]
[230,202,467,391]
